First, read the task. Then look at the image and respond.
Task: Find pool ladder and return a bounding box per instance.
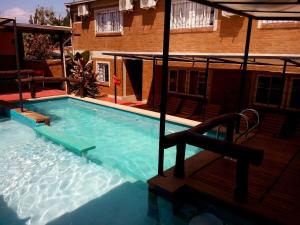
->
[234,108,260,143]
[214,109,259,142]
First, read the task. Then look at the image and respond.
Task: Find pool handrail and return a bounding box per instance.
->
[162,112,264,203]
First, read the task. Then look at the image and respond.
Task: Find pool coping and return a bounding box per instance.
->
[26,95,201,127]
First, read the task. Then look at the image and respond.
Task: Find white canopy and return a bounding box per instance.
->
[192,0,300,20]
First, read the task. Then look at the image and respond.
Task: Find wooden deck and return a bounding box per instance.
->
[148,134,300,225]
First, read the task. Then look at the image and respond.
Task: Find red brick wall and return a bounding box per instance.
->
[71,1,300,54]
[70,0,300,108]
[92,58,123,96]
[23,60,63,77]
[0,30,16,70]
[0,30,15,55]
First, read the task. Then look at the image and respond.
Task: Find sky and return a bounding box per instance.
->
[0,0,69,23]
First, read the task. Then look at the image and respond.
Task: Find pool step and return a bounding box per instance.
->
[14,108,50,125]
[34,125,96,156]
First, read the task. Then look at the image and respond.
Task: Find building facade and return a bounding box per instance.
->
[67,0,300,112]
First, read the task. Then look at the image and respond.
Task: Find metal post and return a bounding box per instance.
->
[62,36,72,93]
[279,60,287,109]
[152,56,156,110]
[174,142,186,178]
[158,0,172,176]
[203,58,210,100]
[13,19,23,112]
[238,18,252,111]
[59,34,65,91]
[114,55,117,104]
[235,159,249,203]
[17,31,24,68]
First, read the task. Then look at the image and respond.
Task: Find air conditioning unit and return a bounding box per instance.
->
[140,0,158,9]
[78,4,89,17]
[222,10,237,18]
[119,0,134,12]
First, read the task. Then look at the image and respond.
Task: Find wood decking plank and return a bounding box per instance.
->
[149,131,300,225]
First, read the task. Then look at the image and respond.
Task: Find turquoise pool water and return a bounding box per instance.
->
[0,119,129,225]
[24,97,201,181]
[0,98,256,225]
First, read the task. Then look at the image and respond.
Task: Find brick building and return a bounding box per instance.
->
[66,0,300,112]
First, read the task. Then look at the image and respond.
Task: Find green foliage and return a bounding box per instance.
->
[23,33,53,60]
[66,51,100,98]
[24,6,70,60]
[81,51,90,66]
[29,6,70,26]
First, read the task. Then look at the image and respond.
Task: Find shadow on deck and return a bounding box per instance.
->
[149,120,300,225]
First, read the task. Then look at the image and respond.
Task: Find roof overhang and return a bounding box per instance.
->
[4,23,72,34]
[101,51,300,67]
[0,17,15,26]
[65,0,97,7]
[192,0,300,20]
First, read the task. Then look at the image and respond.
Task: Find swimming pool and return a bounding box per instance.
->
[0,97,255,225]
[24,97,201,181]
[0,118,129,225]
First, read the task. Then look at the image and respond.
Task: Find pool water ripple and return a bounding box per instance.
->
[24,98,202,181]
[0,119,128,225]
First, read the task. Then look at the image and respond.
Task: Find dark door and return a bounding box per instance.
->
[125,59,143,101]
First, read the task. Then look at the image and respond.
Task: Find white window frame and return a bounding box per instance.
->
[170,0,216,30]
[253,74,284,108]
[258,20,299,29]
[287,77,300,111]
[168,68,206,97]
[262,20,298,24]
[94,7,123,35]
[95,61,110,86]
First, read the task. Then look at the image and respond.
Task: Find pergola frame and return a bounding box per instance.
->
[193,0,300,21]
[104,51,300,108]
[0,18,71,111]
[0,18,23,110]
[156,0,300,176]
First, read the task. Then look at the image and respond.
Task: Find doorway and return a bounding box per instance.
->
[125,59,143,101]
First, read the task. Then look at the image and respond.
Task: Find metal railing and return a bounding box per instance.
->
[161,113,264,202]
[235,109,260,143]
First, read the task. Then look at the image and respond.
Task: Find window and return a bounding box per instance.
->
[178,70,187,93]
[168,68,206,96]
[169,70,178,92]
[96,62,110,85]
[289,79,300,109]
[73,12,81,23]
[255,76,284,106]
[171,0,215,29]
[189,70,206,96]
[95,8,123,33]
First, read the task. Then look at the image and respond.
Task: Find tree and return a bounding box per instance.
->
[24,6,70,60]
[29,6,70,26]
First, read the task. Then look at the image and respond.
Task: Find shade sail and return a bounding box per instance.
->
[192,0,300,20]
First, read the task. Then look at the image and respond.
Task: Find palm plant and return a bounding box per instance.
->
[66,51,99,98]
